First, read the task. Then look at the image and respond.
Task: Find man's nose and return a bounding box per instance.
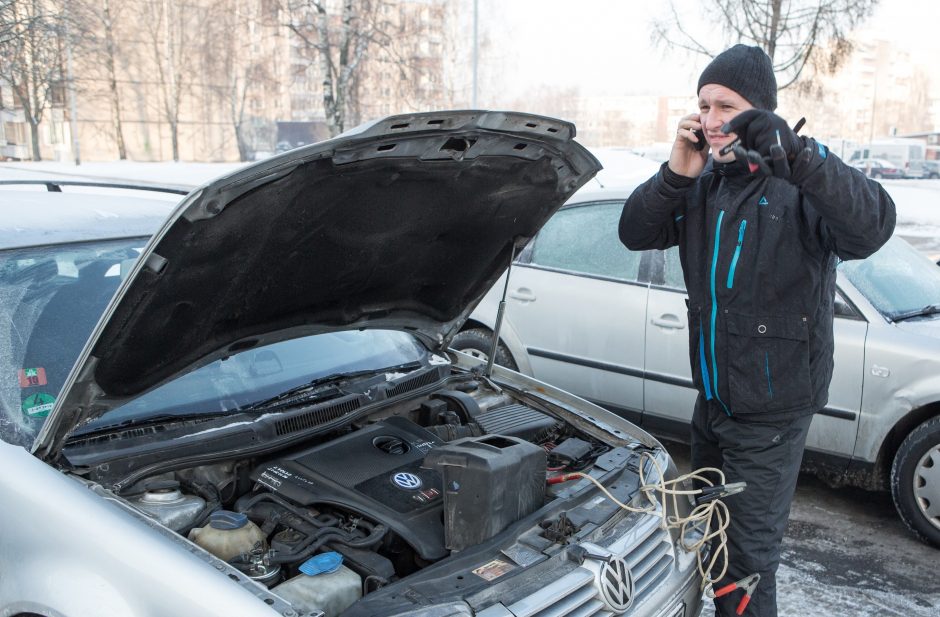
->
[703,112,724,131]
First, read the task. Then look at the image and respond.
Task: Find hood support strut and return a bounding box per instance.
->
[485,240,523,377]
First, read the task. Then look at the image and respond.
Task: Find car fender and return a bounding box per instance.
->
[855,361,940,466]
[0,441,283,617]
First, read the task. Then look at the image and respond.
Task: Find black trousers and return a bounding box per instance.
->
[691,395,813,617]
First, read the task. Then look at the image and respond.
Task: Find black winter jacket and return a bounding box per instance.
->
[620,140,896,420]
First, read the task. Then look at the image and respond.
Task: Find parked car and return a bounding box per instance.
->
[460,184,940,549]
[851,158,905,179]
[909,159,940,179]
[0,112,705,617]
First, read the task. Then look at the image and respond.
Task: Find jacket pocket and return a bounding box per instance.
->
[724,312,812,414]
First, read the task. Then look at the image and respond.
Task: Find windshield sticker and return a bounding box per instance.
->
[22,393,55,418]
[18,368,48,387]
[472,559,516,581]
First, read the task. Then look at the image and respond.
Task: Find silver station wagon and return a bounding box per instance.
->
[459,183,940,549]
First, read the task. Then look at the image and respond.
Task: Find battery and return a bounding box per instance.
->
[423,435,546,551]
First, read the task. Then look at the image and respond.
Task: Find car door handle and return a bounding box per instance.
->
[651,314,685,329]
[508,288,536,303]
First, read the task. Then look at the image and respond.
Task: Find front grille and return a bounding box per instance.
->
[625,519,675,600]
[477,514,675,617]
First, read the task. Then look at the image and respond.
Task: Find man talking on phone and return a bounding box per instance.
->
[619,44,895,616]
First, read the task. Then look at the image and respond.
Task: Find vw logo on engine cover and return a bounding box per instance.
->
[598,557,635,613]
[391,472,422,490]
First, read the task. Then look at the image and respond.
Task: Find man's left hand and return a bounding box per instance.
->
[721,110,802,160]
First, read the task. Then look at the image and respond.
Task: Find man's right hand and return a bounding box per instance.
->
[668,114,708,179]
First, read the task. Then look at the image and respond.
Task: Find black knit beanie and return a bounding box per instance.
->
[697,44,777,111]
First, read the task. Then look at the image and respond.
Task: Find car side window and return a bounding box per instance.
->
[529,201,643,282]
[663,246,686,290]
[834,290,862,319]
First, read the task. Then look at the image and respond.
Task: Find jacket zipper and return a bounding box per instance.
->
[709,210,731,415]
[726,219,747,288]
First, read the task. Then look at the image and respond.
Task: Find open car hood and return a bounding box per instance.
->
[34,111,601,460]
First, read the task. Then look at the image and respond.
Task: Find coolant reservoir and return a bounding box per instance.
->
[272,552,361,617]
[188,510,267,561]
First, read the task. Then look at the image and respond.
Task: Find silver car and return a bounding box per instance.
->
[0,113,704,616]
[459,184,940,549]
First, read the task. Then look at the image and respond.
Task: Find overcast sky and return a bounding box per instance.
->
[476,0,940,101]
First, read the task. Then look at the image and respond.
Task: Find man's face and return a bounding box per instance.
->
[698,84,754,163]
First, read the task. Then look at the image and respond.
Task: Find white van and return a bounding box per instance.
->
[849,138,927,178]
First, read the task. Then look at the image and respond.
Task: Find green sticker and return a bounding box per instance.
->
[22,392,55,418]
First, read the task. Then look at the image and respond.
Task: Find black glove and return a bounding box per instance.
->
[720,111,813,181]
[721,109,802,160]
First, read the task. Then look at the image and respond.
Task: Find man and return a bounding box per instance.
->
[619,45,895,616]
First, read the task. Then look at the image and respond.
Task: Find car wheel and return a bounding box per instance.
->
[449,328,518,370]
[891,416,940,548]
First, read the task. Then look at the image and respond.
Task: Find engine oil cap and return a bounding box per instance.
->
[300,552,343,576]
[209,510,248,530]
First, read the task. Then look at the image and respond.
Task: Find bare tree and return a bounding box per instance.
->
[69,0,129,158]
[0,1,29,47]
[0,0,65,160]
[205,0,276,161]
[138,0,210,161]
[284,0,383,136]
[652,0,878,89]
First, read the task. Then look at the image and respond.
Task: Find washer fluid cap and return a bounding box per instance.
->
[209,510,249,530]
[299,551,343,576]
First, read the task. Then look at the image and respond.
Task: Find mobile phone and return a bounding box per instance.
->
[692,129,706,151]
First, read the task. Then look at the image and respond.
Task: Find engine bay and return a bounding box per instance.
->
[72,366,659,615]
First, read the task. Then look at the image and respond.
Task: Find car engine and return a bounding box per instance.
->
[86,367,651,615]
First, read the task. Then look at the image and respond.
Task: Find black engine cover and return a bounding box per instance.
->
[251,416,448,560]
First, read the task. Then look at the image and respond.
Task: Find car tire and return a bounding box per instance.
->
[891,416,940,548]
[450,328,518,371]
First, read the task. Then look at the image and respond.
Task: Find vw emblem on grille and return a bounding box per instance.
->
[392,472,422,490]
[598,557,635,613]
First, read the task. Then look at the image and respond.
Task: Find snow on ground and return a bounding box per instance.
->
[700,561,940,617]
[879,179,940,259]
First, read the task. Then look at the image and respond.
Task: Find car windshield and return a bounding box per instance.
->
[81,329,429,433]
[839,236,940,321]
[0,238,142,447]
[0,238,430,447]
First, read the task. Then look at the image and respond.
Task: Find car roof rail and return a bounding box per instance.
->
[0,179,192,195]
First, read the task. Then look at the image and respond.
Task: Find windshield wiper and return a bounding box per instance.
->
[244,361,424,411]
[890,304,940,322]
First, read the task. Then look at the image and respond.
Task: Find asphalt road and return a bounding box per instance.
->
[667,440,940,616]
